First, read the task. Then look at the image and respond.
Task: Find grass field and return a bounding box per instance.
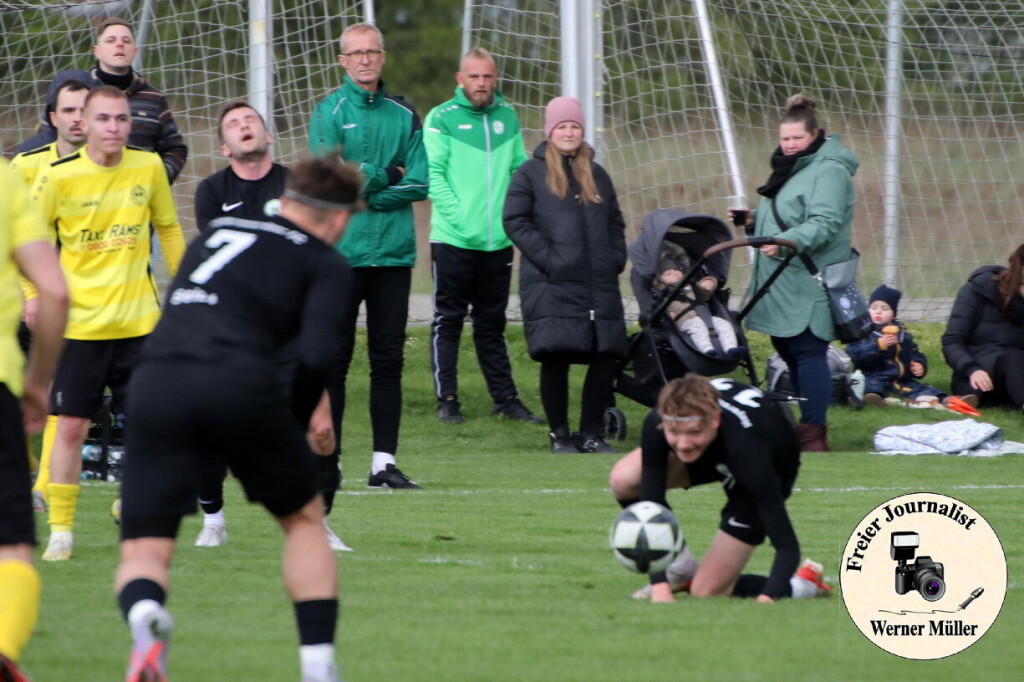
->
[23,325,1023,681]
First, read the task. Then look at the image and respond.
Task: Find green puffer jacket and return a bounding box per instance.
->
[424,88,528,252]
[309,75,428,267]
[744,134,859,340]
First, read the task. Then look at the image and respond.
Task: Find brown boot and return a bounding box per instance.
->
[796,422,831,452]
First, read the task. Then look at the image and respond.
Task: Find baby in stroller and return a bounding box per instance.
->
[655,236,743,360]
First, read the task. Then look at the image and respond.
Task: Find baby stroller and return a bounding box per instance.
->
[604,209,807,439]
[611,209,757,418]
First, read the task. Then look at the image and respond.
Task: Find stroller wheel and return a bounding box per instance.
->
[604,407,628,442]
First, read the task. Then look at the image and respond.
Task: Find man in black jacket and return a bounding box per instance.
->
[17,17,187,183]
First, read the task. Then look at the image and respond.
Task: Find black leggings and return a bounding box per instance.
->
[539,354,618,435]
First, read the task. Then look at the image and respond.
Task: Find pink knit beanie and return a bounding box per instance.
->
[544,96,585,139]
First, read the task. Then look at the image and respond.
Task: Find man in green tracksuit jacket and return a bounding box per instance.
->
[424,47,541,427]
[309,22,427,495]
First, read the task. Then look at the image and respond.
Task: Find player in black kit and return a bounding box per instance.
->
[609,373,831,604]
[191,101,351,552]
[114,158,359,682]
[193,101,288,235]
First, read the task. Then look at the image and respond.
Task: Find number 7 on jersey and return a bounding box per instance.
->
[189,229,257,285]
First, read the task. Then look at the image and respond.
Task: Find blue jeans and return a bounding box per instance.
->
[772,330,830,426]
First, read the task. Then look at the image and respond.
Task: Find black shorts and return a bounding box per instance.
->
[51,336,146,418]
[718,493,766,546]
[120,360,319,540]
[0,385,35,546]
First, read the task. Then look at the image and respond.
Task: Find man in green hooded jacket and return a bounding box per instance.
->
[424,48,541,426]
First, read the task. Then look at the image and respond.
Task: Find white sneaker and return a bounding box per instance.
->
[31,490,47,513]
[42,531,73,561]
[126,600,173,682]
[194,524,227,547]
[323,518,352,552]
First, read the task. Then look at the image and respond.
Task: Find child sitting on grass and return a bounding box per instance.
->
[656,239,743,360]
[847,285,978,409]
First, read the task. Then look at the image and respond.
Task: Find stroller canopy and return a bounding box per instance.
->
[628,209,734,284]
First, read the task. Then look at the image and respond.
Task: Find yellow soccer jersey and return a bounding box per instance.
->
[31,147,185,341]
[1,160,52,397]
[10,142,61,190]
[11,143,61,301]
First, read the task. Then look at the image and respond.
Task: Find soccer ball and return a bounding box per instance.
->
[111,498,122,526]
[609,501,684,574]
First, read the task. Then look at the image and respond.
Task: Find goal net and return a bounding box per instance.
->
[0,0,361,241]
[3,2,1022,321]
[466,0,1024,320]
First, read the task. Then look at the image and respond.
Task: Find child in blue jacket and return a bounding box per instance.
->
[847,285,972,408]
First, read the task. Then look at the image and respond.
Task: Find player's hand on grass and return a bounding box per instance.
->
[649,582,677,604]
[756,594,775,604]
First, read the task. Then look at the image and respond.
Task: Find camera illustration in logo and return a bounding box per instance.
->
[891,531,945,601]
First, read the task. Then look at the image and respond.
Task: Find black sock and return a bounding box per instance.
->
[295,599,338,646]
[731,574,793,599]
[317,453,341,515]
[616,497,639,509]
[118,578,166,621]
[199,496,224,515]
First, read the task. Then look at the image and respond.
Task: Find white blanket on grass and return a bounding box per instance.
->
[873,419,1024,456]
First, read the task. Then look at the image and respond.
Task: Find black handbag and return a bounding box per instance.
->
[769,199,872,343]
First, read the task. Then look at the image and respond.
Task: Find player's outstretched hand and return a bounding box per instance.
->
[650,582,677,604]
[21,383,49,434]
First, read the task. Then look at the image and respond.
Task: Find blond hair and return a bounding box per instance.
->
[544,142,600,203]
[656,374,720,425]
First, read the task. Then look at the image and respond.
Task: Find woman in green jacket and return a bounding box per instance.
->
[731,94,859,452]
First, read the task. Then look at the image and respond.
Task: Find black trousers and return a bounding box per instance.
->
[430,243,517,402]
[328,266,410,455]
[539,353,618,435]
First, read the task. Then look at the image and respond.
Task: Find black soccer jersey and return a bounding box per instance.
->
[639,377,801,598]
[142,215,350,422]
[193,163,288,235]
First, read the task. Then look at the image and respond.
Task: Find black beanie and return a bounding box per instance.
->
[870,284,901,315]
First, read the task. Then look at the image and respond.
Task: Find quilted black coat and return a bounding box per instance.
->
[503,142,628,361]
[941,265,1024,393]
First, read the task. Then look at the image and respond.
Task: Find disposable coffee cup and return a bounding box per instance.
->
[731,208,749,226]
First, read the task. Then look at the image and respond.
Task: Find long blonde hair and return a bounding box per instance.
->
[544,142,601,204]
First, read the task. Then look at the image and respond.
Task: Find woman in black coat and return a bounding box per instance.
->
[503,96,628,453]
[941,242,1024,410]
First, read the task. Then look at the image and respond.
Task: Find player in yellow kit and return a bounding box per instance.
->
[0,159,68,682]
[30,85,185,562]
[11,78,91,514]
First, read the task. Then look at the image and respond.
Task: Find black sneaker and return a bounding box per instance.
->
[576,432,617,453]
[492,397,544,424]
[367,464,421,489]
[437,398,465,424]
[549,428,580,454]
